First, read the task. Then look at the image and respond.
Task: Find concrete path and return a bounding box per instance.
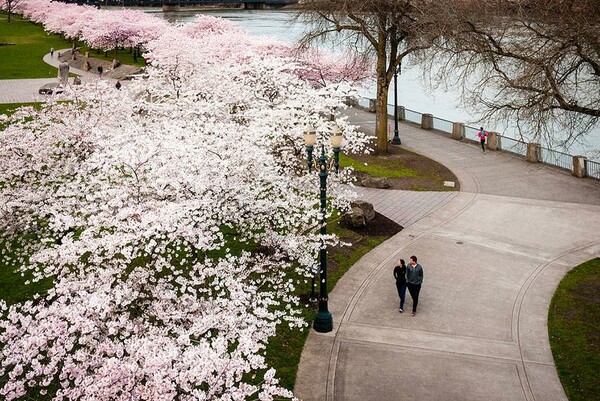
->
[0,50,121,105]
[0,78,59,104]
[295,108,600,401]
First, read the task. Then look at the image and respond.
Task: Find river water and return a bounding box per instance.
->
[148,8,600,160]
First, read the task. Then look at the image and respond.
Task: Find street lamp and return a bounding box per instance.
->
[303,124,342,333]
[392,61,402,145]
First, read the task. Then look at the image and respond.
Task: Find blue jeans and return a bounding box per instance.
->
[396,281,407,309]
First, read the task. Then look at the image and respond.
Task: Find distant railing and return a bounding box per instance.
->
[497,135,527,157]
[404,109,422,125]
[354,97,599,180]
[432,116,453,134]
[540,147,573,171]
[587,160,600,179]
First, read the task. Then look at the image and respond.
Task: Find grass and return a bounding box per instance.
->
[82,46,146,68]
[0,102,41,115]
[0,102,44,130]
[340,152,418,178]
[341,146,459,191]
[0,13,144,80]
[548,257,600,401]
[0,14,73,79]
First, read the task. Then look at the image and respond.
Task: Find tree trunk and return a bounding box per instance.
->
[374,38,389,154]
[375,79,390,154]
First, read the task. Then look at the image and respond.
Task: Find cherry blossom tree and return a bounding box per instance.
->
[0,14,371,401]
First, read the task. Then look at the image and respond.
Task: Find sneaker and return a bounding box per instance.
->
[399,308,403,313]
[411,312,416,317]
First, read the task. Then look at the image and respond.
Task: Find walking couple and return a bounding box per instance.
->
[393,256,424,317]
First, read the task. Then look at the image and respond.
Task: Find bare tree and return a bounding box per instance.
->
[1,0,21,22]
[424,0,600,148]
[297,0,444,154]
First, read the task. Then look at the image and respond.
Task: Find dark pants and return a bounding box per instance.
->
[396,281,407,309]
[407,283,422,313]
[480,139,486,151]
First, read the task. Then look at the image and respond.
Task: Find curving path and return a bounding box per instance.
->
[0,50,123,105]
[294,108,600,400]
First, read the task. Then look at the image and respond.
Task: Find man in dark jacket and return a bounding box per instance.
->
[406,255,424,316]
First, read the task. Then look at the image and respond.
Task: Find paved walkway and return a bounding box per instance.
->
[0,50,122,105]
[295,108,600,401]
[354,187,458,228]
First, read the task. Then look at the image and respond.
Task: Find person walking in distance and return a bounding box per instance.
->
[478,127,488,152]
[393,259,407,313]
[406,255,424,316]
[50,47,54,58]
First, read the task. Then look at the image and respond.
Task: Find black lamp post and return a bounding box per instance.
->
[392,61,402,145]
[303,125,342,333]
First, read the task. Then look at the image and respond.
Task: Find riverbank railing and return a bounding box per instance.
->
[355,98,599,180]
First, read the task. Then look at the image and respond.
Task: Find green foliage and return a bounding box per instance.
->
[548,258,600,401]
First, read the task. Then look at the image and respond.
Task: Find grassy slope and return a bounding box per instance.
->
[0,14,72,79]
[340,146,459,191]
[548,258,600,401]
[0,13,144,80]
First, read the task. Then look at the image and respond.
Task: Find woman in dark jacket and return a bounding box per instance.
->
[393,259,407,312]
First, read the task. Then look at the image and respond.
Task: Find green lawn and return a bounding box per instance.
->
[0,102,41,115]
[548,258,600,401]
[340,152,418,178]
[0,13,73,79]
[340,146,459,191]
[0,13,144,80]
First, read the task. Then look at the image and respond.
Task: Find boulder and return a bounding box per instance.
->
[351,200,375,221]
[344,207,367,228]
[57,62,70,83]
[361,176,390,189]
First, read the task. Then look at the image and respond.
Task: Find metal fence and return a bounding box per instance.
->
[540,147,573,171]
[432,116,453,134]
[587,159,600,179]
[404,108,422,125]
[497,135,528,157]
[358,97,599,180]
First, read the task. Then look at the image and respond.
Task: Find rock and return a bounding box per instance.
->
[82,61,91,71]
[361,176,390,189]
[351,200,375,221]
[57,62,70,83]
[112,59,121,69]
[344,207,367,228]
